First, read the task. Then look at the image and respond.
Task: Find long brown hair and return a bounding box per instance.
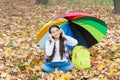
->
[48,25,65,62]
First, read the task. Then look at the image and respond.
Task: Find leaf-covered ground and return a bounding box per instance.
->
[0,0,120,80]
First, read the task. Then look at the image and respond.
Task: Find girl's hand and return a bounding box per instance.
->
[61,30,65,38]
[49,34,55,42]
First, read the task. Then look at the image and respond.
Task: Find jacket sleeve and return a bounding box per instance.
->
[64,35,78,46]
[45,40,54,56]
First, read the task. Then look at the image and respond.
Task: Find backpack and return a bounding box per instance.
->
[72,46,91,69]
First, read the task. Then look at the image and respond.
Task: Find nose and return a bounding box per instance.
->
[55,31,59,35]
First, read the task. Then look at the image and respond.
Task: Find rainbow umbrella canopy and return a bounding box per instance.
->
[37,12,108,50]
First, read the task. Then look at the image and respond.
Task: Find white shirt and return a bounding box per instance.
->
[45,35,78,62]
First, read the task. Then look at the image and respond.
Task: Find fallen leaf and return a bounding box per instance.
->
[22,30,27,35]
[97,63,106,71]
[60,73,72,80]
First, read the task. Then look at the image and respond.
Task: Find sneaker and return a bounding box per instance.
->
[42,72,48,78]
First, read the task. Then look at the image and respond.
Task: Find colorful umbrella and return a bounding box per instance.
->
[37,12,108,49]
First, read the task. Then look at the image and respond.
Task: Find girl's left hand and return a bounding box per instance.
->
[60,30,65,38]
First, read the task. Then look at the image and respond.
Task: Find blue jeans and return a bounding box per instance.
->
[41,62,74,73]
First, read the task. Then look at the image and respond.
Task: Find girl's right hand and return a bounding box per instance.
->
[49,34,54,42]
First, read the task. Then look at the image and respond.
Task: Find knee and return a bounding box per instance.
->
[41,64,47,70]
[69,62,74,69]
[65,62,74,70]
[41,63,55,73]
[62,62,74,72]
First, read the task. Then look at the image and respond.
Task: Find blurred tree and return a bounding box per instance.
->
[113,0,120,14]
[35,0,48,4]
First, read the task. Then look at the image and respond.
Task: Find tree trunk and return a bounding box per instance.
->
[35,0,48,4]
[113,0,120,14]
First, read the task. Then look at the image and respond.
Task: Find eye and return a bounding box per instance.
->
[51,32,54,34]
[56,29,60,32]
[51,31,55,34]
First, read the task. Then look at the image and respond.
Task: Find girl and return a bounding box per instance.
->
[42,24,78,74]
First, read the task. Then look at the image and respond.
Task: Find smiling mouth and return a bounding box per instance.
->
[55,35,59,37]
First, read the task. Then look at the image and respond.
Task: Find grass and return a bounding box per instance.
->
[0,0,113,8]
[48,0,113,10]
[15,62,26,71]
[50,0,113,5]
[0,0,12,4]
[28,74,40,80]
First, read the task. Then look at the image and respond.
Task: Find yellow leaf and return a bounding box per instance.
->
[46,73,55,80]
[88,72,94,77]
[5,48,16,57]
[34,66,41,71]
[6,76,11,80]
[37,61,43,66]
[22,42,30,49]
[24,62,32,70]
[5,61,14,67]
[1,73,9,77]
[97,64,106,71]
[60,73,72,80]
[22,30,27,35]
[110,68,118,74]
[5,48,12,53]
[24,62,29,65]
[26,65,32,70]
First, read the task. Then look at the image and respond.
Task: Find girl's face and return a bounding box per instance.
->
[50,27,61,40]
